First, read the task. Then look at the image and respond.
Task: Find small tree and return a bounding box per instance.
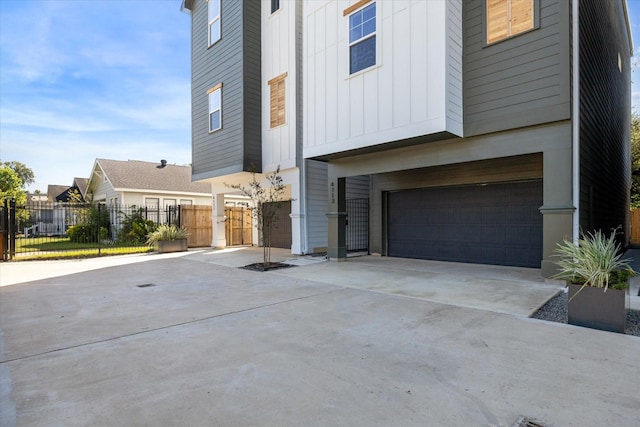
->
[227,167,290,267]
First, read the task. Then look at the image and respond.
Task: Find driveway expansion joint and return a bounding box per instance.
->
[0,287,349,364]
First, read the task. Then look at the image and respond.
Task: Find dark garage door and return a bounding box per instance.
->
[387,180,543,268]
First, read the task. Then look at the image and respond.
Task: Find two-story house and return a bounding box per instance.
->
[183,0,632,277]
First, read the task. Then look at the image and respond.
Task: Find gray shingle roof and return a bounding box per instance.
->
[96,159,211,194]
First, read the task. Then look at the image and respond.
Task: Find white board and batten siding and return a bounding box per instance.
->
[303,0,463,159]
[262,0,298,173]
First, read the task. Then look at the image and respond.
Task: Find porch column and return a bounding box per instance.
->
[212,192,226,248]
[289,174,303,254]
[327,175,347,260]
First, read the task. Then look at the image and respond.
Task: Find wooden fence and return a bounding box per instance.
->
[180,205,212,247]
[225,207,253,246]
[631,209,640,244]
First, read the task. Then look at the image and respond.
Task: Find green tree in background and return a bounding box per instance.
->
[631,112,640,208]
[0,166,26,206]
[0,161,35,188]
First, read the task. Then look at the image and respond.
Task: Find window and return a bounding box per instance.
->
[486,0,534,44]
[271,0,279,14]
[346,1,376,74]
[145,198,160,223]
[179,199,193,205]
[208,0,220,47]
[268,73,287,128]
[208,84,222,132]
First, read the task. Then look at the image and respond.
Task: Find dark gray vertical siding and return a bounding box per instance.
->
[463,0,570,136]
[241,1,262,171]
[306,160,328,251]
[578,0,631,241]
[190,0,261,179]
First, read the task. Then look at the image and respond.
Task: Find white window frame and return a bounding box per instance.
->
[208,84,222,133]
[208,0,221,47]
[346,0,376,75]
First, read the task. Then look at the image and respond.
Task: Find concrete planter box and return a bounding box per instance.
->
[156,239,188,254]
[568,283,629,333]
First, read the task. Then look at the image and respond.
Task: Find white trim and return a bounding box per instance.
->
[208,86,222,132]
[347,1,377,75]
[208,0,221,47]
[111,188,211,197]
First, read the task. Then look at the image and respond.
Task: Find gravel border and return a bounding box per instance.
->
[532,290,640,336]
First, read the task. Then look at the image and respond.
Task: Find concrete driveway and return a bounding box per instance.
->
[1,248,639,427]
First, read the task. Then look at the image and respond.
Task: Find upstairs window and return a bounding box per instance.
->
[486,0,535,44]
[271,0,280,14]
[269,73,287,128]
[208,0,221,47]
[208,84,222,132]
[346,1,376,74]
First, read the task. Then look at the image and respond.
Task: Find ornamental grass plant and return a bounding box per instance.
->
[146,224,189,246]
[553,228,634,299]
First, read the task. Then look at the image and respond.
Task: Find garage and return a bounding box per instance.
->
[386,180,543,268]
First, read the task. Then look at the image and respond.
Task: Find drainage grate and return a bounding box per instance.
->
[512,416,548,427]
[137,283,155,288]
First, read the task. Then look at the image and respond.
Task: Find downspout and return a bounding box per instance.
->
[572,0,580,242]
[296,0,308,254]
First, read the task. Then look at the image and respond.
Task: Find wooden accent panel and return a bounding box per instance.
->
[487,0,509,44]
[487,0,534,44]
[180,205,212,247]
[344,0,373,16]
[225,207,252,246]
[510,0,534,34]
[269,73,287,128]
[207,82,222,95]
[631,209,640,244]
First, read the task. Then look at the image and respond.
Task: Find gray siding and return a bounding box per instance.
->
[578,0,631,241]
[190,0,261,181]
[463,0,570,136]
[345,175,370,200]
[306,160,328,252]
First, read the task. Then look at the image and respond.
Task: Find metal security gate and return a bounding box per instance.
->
[346,198,369,252]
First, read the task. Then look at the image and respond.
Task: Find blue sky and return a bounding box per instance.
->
[0,0,191,192]
[0,0,639,193]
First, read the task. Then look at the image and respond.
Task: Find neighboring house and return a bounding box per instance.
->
[25,178,89,235]
[182,0,632,277]
[86,159,213,213]
[48,177,89,202]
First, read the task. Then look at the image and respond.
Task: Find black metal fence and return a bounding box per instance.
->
[1,200,182,260]
[346,198,369,253]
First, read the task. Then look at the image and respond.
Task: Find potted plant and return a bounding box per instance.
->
[146,224,189,253]
[552,228,634,333]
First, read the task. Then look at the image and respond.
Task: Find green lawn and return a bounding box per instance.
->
[12,236,153,260]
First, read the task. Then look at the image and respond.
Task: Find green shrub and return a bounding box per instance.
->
[67,225,91,243]
[117,208,157,245]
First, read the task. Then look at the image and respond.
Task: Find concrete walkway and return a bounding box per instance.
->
[1,248,639,426]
